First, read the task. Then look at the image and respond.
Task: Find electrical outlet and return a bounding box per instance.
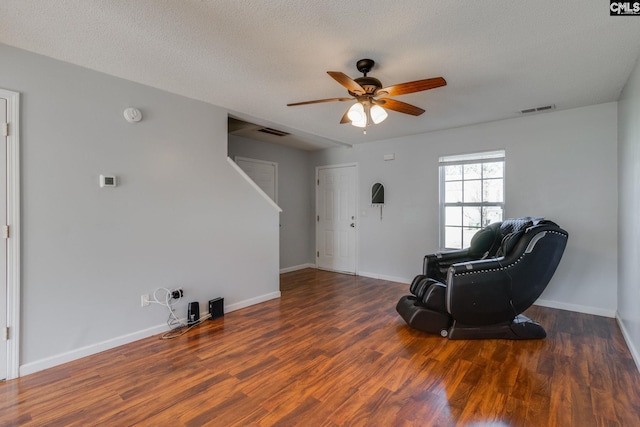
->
[141,294,149,307]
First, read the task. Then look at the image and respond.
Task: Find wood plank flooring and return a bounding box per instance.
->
[1,268,639,426]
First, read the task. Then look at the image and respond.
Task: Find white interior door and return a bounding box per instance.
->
[0,98,7,380]
[316,164,357,274]
[235,157,277,203]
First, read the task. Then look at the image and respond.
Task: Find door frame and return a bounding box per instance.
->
[315,163,358,274]
[1,88,20,380]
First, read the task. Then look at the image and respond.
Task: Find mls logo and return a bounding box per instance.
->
[610,1,640,15]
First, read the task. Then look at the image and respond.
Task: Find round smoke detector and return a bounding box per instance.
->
[123,107,142,123]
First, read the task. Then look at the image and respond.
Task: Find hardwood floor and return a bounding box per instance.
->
[1,268,639,426]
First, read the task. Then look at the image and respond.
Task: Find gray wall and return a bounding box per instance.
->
[228,135,314,270]
[2,40,630,373]
[618,54,640,367]
[311,102,619,316]
[0,44,280,373]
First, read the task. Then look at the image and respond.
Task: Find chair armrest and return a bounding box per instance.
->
[424,248,473,280]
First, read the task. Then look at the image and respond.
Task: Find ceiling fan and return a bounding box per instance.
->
[287,59,446,130]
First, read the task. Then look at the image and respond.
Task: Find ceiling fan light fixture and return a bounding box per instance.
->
[348,102,367,127]
[370,104,388,124]
[287,59,446,129]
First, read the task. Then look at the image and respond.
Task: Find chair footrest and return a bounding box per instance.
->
[396,295,452,337]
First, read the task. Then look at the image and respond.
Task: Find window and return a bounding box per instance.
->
[439,150,505,249]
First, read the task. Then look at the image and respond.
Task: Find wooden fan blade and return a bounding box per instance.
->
[377,77,446,97]
[374,98,425,116]
[287,97,352,106]
[327,71,366,95]
[340,107,351,124]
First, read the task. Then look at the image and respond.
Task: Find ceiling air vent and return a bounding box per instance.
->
[257,127,290,137]
[520,104,556,114]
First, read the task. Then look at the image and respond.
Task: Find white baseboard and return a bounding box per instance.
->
[280,263,316,274]
[358,271,411,285]
[19,291,281,377]
[19,323,168,377]
[615,313,640,373]
[534,298,616,318]
[225,291,281,312]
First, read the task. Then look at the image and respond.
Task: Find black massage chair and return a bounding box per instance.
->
[396,217,568,339]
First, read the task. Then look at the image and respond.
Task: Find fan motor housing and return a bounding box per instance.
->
[352,76,382,95]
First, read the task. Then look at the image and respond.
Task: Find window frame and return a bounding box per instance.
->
[438,150,506,250]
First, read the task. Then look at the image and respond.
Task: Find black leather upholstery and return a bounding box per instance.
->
[396,217,568,339]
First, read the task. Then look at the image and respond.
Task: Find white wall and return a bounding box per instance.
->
[618,54,640,367]
[228,135,314,270]
[311,103,618,316]
[0,44,280,374]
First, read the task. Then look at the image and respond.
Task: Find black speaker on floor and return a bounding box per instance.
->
[187,302,199,326]
[209,297,224,320]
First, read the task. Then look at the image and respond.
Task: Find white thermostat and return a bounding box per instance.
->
[99,174,117,188]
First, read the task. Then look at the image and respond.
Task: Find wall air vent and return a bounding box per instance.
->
[520,104,556,114]
[257,127,290,137]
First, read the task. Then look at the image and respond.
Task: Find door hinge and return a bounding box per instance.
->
[317,215,319,222]
[317,251,319,258]
[3,225,9,239]
[1,123,7,137]
[317,179,319,185]
[3,327,8,341]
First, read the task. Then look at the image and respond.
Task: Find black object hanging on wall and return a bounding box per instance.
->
[372,183,385,220]
[372,183,384,204]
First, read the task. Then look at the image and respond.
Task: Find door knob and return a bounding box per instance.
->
[350,223,355,227]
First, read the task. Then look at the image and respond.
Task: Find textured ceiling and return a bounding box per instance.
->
[2,1,640,150]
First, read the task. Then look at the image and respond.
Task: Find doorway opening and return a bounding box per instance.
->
[0,87,20,381]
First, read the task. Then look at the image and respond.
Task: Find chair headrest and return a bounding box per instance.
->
[469,223,500,257]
